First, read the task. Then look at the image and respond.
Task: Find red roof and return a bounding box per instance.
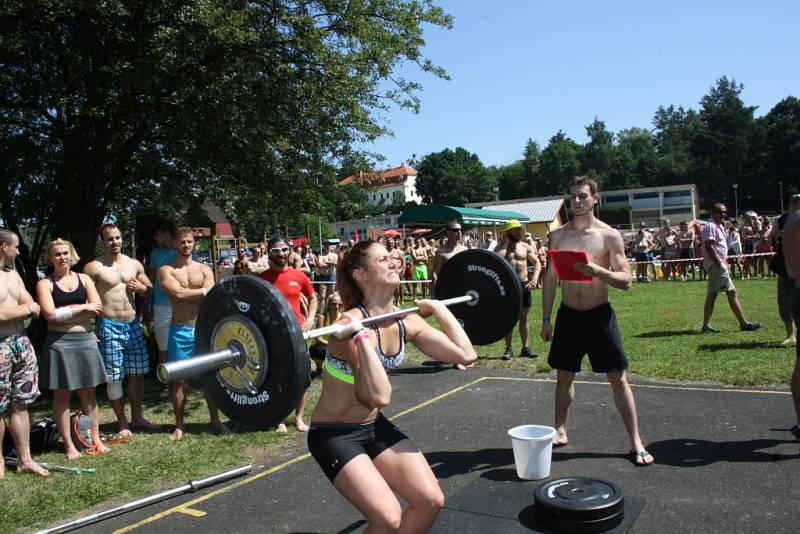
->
[338,165,418,190]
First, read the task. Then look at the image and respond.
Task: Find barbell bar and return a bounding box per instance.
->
[158,293,478,386]
[156,249,522,429]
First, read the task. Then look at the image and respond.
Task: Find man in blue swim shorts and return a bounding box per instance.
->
[158,227,229,441]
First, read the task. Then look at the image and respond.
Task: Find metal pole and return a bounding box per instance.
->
[158,347,240,383]
[779,181,784,212]
[732,184,739,218]
[303,293,477,339]
[37,465,252,534]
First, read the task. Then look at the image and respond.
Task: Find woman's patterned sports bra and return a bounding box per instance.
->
[323,304,406,384]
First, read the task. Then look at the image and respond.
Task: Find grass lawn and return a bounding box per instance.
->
[1,277,795,532]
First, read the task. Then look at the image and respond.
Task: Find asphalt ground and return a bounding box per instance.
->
[56,364,799,534]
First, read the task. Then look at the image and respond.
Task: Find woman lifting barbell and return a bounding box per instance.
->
[307,240,477,533]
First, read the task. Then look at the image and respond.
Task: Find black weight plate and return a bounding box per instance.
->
[533,477,624,521]
[197,276,308,429]
[434,249,522,345]
[534,505,624,533]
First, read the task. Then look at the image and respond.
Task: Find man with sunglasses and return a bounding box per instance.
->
[701,203,761,333]
[432,221,470,369]
[432,221,467,290]
[259,237,318,432]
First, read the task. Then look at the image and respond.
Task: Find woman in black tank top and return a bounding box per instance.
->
[36,238,109,458]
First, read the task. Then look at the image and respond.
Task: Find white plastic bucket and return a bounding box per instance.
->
[508,424,556,480]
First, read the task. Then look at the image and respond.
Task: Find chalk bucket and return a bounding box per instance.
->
[508,424,556,480]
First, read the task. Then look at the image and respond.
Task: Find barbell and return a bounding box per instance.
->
[157,249,523,429]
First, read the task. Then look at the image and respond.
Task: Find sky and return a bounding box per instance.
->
[360,0,800,168]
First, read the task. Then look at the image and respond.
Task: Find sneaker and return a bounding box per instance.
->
[740,322,762,332]
[501,347,513,361]
[520,346,538,358]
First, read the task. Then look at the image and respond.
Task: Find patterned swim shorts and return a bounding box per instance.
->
[0,333,40,412]
[96,317,150,382]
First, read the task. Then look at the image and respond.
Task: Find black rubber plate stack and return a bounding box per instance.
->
[434,249,523,345]
[533,477,625,533]
[197,276,308,429]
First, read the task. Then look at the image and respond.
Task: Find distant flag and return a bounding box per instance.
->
[354,229,360,242]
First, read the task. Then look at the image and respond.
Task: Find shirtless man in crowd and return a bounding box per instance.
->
[495,220,541,360]
[433,221,471,369]
[0,228,49,478]
[540,176,653,466]
[316,241,338,305]
[245,245,269,275]
[84,224,156,436]
[433,221,467,289]
[158,227,228,440]
[387,239,406,306]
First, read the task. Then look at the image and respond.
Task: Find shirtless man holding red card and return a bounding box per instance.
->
[540,176,653,467]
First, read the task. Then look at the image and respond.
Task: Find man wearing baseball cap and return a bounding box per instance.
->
[494,219,541,360]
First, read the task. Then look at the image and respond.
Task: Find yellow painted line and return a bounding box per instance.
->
[113,454,311,534]
[115,373,789,532]
[176,508,206,517]
[388,376,490,421]
[482,375,791,395]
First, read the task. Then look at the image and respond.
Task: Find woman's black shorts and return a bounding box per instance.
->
[547,303,628,373]
[307,413,410,482]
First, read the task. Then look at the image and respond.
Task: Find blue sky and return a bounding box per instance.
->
[361,0,800,168]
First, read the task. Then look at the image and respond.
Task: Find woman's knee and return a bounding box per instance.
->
[408,483,445,513]
[368,503,403,532]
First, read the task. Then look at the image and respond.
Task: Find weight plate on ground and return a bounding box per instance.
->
[434,249,523,345]
[533,506,624,533]
[533,477,625,521]
[197,276,308,429]
[211,314,268,394]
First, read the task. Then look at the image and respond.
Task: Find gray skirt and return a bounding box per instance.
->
[40,331,108,391]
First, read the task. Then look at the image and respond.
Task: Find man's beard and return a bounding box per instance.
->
[507,233,520,243]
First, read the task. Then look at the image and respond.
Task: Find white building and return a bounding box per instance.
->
[332,214,403,242]
[338,165,423,207]
[469,184,699,230]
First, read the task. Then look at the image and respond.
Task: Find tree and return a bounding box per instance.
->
[522,138,541,195]
[757,96,800,205]
[651,104,702,186]
[415,147,495,205]
[579,117,614,186]
[691,76,757,206]
[535,131,581,196]
[607,127,658,190]
[0,0,452,290]
[490,161,525,200]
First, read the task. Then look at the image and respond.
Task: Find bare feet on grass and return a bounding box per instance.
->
[12,460,50,477]
[170,426,184,441]
[295,418,309,433]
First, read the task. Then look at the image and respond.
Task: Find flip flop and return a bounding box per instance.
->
[630,449,654,467]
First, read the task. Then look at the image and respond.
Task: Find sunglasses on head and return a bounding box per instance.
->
[269,246,290,254]
[447,228,462,232]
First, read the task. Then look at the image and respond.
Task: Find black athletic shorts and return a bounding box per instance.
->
[307,412,409,483]
[547,303,628,373]
[522,288,532,309]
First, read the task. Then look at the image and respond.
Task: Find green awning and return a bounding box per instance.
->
[397,204,530,227]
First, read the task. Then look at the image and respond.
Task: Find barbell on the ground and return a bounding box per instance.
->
[157,249,522,429]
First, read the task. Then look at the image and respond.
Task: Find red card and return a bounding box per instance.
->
[547,250,594,282]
